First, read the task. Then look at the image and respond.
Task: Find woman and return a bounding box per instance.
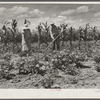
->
[21,20,32,55]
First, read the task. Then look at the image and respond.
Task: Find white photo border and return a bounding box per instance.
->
[0,1,100,99]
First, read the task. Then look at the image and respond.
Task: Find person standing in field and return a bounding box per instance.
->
[49,23,60,51]
[21,19,32,55]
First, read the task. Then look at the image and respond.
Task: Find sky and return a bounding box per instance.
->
[0,3,100,30]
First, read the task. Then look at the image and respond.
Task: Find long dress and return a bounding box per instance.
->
[23,28,31,51]
[21,27,29,51]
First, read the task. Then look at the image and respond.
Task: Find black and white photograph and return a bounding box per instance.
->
[0,1,100,90]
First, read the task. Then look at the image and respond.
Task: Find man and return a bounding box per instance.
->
[50,23,60,51]
[22,19,32,54]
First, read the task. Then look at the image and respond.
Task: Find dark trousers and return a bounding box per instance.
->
[53,37,60,51]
